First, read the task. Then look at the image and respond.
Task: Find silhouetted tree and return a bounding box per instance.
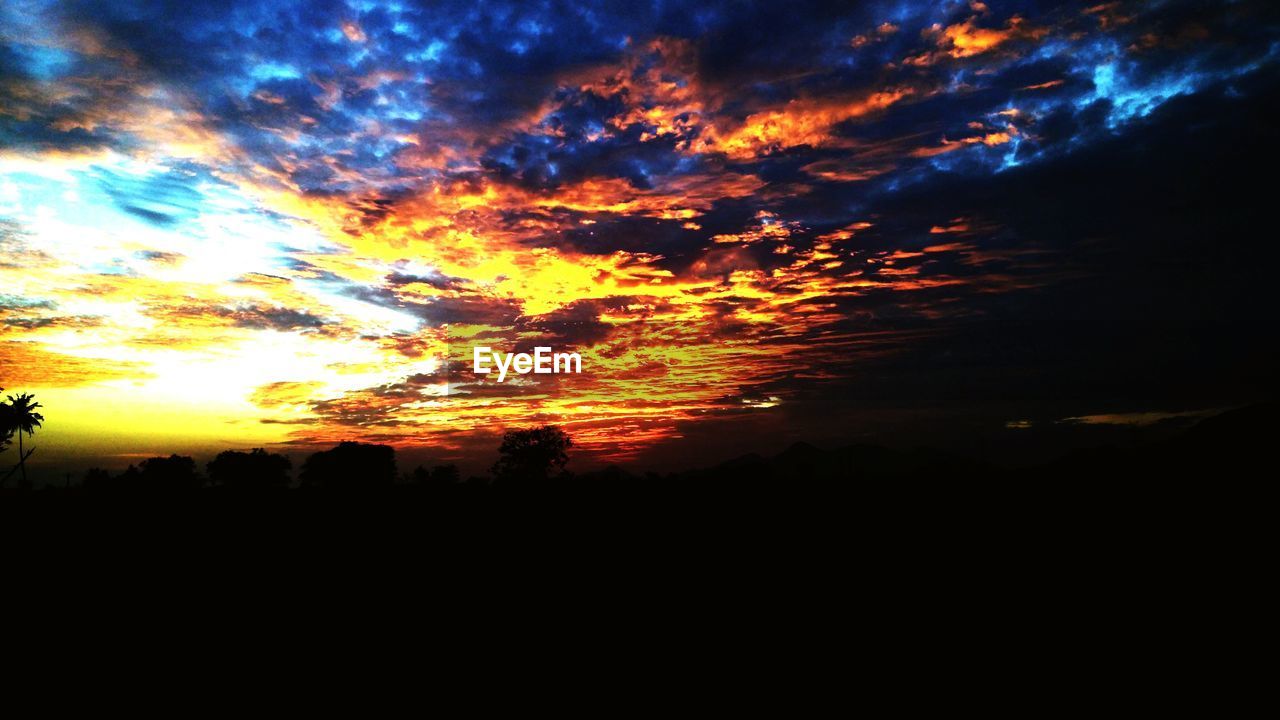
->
[137,454,201,491]
[492,425,572,484]
[207,448,291,489]
[431,464,460,485]
[1,392,43,487]
[300,441,396,489]
[116,464,142,491]
[410,463,460,488]
[82,467,112,490]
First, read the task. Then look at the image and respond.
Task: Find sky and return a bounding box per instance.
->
[2,0,1278,477]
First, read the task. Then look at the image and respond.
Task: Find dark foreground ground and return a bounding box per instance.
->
[2,407,1269,629]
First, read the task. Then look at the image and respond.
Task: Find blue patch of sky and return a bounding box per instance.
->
[249,62,303,82]
[15,44,77,80]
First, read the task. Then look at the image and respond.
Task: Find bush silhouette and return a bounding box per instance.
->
[207,448,291,489]
[300,441,396,489]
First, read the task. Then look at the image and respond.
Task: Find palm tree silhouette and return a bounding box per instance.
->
[4,393,44,486]
[0,387,10,455]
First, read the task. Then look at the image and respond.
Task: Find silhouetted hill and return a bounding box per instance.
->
[775,441,822,464]
[1180,401,1277,450]
[1034,402,1278,482]
[669,441,1000,489]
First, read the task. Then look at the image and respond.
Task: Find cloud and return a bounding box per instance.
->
[2,0,1278,467]
[0,340,143,386]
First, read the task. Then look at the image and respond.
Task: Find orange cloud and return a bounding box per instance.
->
[341,20,366,43]
[911,127,1016,158]
[851,21,900,48]
[1022,79,1065,91]
[705,89,914,159]
[905,14,1048,66]
[0,341,143,387]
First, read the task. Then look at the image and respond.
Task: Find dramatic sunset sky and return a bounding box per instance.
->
[2,0,1277,477]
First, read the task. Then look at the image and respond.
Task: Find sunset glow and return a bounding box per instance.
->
[3,0,1276,474]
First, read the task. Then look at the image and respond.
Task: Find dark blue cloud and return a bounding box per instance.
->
[1,0,1272,202]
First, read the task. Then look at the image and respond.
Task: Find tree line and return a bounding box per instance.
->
[1,386,576,491]
[71,428,571,492]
